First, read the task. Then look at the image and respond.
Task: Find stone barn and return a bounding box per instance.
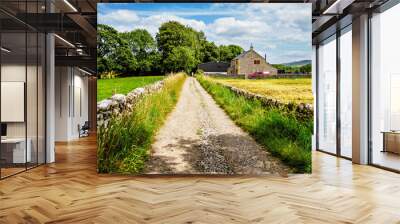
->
[227,45,277,77]
[198,61,230,75]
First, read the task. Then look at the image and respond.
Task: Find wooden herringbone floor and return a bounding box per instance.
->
[0,136,400,223]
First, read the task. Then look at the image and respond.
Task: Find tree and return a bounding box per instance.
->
[156,21,203,72]
[195,30,207,63]
[98,21,248,76]
[112,45,138,74]
[157,22,192,57]
[97,24,120,74]
[164,46,196,74]
[219,44,243,62]
[97,24,137,75]
[155,21,245,73]
[121,29,156,54]
[98,24,120,58]
[202,41,220,62]
[146,51,162,74]
[120,29,158,74]
[299,64,311,74]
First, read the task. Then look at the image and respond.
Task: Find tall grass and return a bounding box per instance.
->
[197,75,312,173]
[97,73,186,173]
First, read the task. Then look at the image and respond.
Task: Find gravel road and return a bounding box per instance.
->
[144,77,290,175]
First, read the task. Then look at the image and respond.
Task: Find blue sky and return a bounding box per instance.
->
[98,3,311,64]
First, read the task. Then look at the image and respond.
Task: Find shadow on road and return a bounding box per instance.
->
[145,133,289,176]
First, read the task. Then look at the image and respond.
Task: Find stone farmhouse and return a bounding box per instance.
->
[227,45,277,77]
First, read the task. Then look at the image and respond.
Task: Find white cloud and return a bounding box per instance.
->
[98,10,140,32]
[139,14,206,36]
[99,10,138,24]
[98,4,311,63]
[99,10,206,35]
[207,17,270,36]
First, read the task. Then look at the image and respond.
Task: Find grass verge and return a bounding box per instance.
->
[97,73,186,174]
[97,75,164,102]
[197,75,312,173]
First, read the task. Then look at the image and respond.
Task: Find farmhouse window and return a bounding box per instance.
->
[254,60,260,64]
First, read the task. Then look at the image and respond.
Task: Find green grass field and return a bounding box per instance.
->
[211,77,312,104]
[97,76,164,101]
[197,75,312,173]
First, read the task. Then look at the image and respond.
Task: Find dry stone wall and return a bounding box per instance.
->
[97,80,164,127]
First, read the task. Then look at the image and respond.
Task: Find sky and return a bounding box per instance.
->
[98,3,312,64]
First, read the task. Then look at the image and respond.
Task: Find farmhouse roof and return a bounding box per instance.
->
[198,61,230,72]
[233,47,265,61]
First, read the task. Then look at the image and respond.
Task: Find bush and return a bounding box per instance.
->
[97,73,186,173]
[197,75,312,173]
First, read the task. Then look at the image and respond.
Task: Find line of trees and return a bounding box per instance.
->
[97,21,244,77]
[273,64,311,74]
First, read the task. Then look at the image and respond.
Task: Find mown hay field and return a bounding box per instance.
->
[211,77,313,104]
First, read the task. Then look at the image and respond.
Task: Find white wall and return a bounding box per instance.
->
[72,71,89,138]
[1,64,26,139]
[1,62,46,164]
[55,66,70,141]
[54,66,89,141]
[1,64,41,136]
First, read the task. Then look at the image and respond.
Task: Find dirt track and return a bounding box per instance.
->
[144,77,289,175]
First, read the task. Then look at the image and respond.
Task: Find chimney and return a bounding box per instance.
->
[264,54,266,60]
[250,44,253,50]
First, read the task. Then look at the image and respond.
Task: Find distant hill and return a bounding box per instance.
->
[282,60,311,67]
